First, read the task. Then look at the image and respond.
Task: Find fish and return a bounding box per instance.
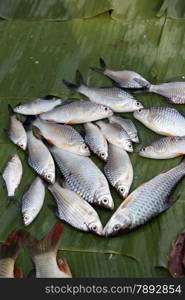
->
[142,81,185,104]
[33,118,90,156]
[48,182,103,235]
[50,146,114,210]
[0,230,26,278]
[13,98,63,115]
[96,121,133,152]
[27,130,55,184]
[91,57,150,89]
[139,136,185,159]
[26,223,72,278]
[109,115,139,143]
[168,229,185,278]
[8,106,27,150]
[84,122,108,161]
[103,158,185,237]
[40,100,113,124]
[134,106,185,137]
[63,71,143,112]
[104,144,133,198]
[2,154,23,197]
[22,177,45,226]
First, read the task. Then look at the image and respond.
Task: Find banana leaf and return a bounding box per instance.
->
[0,3,185,278]
[157,0,185,18]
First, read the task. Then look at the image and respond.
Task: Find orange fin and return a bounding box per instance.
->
[58,257,72,277]
[14,269,24,278]
[46,138,54,144]
[65,120,75,125]
[176,153,184,156]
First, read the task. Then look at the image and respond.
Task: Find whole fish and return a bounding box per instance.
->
[0,230,26,278]
[40,100,113,124]
[2,154,23,197]
[134,107,185,136]
[9,109,27,150]
[50,146,114,210]
[109,115,139,143]
[103,159,185,237]
[13,98,63,115]
[27,130,55,184]
[26,223,72,278]
[63,71,143,112]
[48,182,103,235]
[84,122,108,161]
[96,121,133,152]
[33,118,90,156]
[22,177,45,226]
[91,57,150,89]
[168,229,185,278]
[143,82,185,104]
[104,144,133,198]
[139,136,185,159]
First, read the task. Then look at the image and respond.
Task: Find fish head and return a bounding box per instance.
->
[42,166,55,184]
[22,209,36,226]
[87,217,103,236]
[128,100,143,112]
[139,145,154,158]
[122,139,133,152]
[115,182,129,199]
[76,142,90,156]
[17,136,27,150]
[130,133,139,143]
[94,190,114,210]
[133,108,149,122]
[13,104,28,114]
[103,209,132,237]
[97,150,108,162]
[99,105,113,118]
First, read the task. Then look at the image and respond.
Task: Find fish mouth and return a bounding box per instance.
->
[132,137,139,143]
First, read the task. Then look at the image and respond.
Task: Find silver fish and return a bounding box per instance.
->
[2,154,23,197]
[147,82,185,104]
[48,182,103,235]
[109,115,139,143]
[50,146,114,210]
[63,71,143,112]
[91,58,150,89]
[104,144,133,198]
[40,100,113,124]
[139,136,185,159]
[134,107,185,137]
[84,122,108,161]
[9,115,27,150]
[26,223,72,278]
[22,177,45,226]
[27,130,55,184]
[33,118,90,156]
[96,121,133,152]
[103,159,185,237]
[14,98,63,115]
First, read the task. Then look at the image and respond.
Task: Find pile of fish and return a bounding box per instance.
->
[2,57,185,277]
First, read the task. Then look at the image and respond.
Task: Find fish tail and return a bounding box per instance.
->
[91,57,106,74]
[14,269,24,278]
[26,222,64,258]
[0,230,28,260]
[62,79,78,91]
[58,257,72,277]
[23,115,37,130]
[76,70,86,86]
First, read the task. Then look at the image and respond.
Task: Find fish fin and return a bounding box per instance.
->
[90,57,106,74]
[65,120,76,125]
[14,269,24,278]
[8,104,14,116]
[62,80,78,91]
[23,116,37,130]
[76,70,86,86]
[133,78,150,89]
[26,222,64,257]
[58,257,72,277]
[176,153,184,156]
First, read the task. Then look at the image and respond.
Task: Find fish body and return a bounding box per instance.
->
[40,100,113,124]
[103,159,185,236]
[104,144,133,198]
[2,154,22,197]
[48,183,103,235]
[33,118,90,156]
[63,71,143,112]
[84,122,108,161]
[149,82,185,104]
[22,177,45,226]
[134,107,185,136]
[13,98,63,115]
[139,136,185,159]
[50,146,114,210]
[91,58,150,89]
[96,121,133,152]
[27,130,55,184]
[9,115,27,150]
[26,223,72,278]
[109,115,139,143]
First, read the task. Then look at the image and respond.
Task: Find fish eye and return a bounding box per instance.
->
[102,198,108,204]
[81,144,88,150]
[138,109,142,113]
[104,107,108,111]
[113,224,121,232]
[119,187,125,193]
[46,174,52,180]
[142,147,146,151]
[128,144,132,148]
[91,224,97,232]
[136,102,141,106]
[100,152,105,157]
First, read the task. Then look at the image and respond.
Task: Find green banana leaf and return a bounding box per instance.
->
[157,0,185,18]
[0,1,185,278]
